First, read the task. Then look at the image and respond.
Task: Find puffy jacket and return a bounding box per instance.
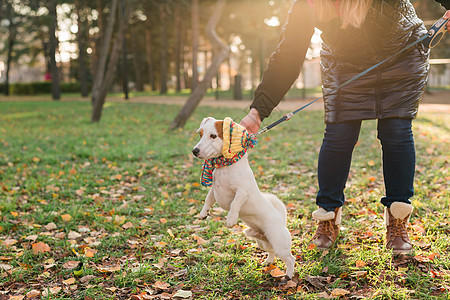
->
[250,0,450,123]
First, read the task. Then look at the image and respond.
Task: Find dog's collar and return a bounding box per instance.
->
[201,134,257,187]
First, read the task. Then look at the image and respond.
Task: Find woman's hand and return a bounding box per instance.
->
[240,108,261,134]
[445,11,450,33]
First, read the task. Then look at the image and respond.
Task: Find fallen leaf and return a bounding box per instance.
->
[173,290,192,299]
[0,263,12,271]
[160,218,168,224]
[61,214,72,222]
[269,267,286,278]
[10,296,25,300]
[84,247,97,258]
[2,239,18,247]
[44,222,57,230]
[122,222,134,229]
[354,270,368,277]
[355,259,366,268]
[96,264,121,273]
[331,288,351,296]
[154,281,170,290]
[114,215,126,225]
[32,242,51,254]
[26,290,40,298]
[68,231,82,240]
[367,160,375,166]
[63,277,76,285]
[153,258,167,269]
[63,261,80,269]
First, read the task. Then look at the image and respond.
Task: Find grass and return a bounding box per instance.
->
[0,100,449,299]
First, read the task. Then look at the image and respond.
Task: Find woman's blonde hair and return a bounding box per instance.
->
[313,0,373,28]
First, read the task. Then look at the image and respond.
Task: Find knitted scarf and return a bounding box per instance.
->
[201,118,258,187]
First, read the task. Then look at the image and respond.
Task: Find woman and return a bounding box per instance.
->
[241,0,450,254]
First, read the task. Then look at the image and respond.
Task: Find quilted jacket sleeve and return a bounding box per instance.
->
[250,0,315,121]
[434,0,450,9]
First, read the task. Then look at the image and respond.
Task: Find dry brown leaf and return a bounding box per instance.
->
[331,288,351,296]
[62,260,80,269]
[68,231,82,240]
[26,289,40,298]
[32,242,51,254]
[355,259,366,268]
[84,247,97,258]
[153,258,167,269]
[122,222,134,229]
[61,214,72,222]
[96,264,121,273]
[269,267,286,278]
[2,239,18,247]
[10,295,25,300]
[154,281,170,290]
[63,277,76,285]
[114,215,126,225]
[25,235,38,242]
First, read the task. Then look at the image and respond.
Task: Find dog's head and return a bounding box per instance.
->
[192,117,224,159]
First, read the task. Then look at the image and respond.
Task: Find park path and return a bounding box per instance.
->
[1,91,449,113]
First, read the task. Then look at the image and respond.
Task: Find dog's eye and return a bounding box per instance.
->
[210,134,217,139]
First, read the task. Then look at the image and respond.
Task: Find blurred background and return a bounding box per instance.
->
[0,0,449,101]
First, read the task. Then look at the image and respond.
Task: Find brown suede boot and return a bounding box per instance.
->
[385,202,413,254]
[311,207,342,250]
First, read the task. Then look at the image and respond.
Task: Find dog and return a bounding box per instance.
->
[192,117,295,279]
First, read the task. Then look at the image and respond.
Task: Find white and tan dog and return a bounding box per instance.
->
[192,117,295,279]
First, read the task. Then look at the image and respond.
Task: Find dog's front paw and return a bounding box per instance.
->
[198,210,208,220]
[226,217,238,228]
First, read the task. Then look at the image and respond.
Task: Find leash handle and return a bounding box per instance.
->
[422,13,449,48]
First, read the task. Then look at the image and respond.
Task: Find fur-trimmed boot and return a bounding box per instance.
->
[311,207,342,250]
[385,202,413,254]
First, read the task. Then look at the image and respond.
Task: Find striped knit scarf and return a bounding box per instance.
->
[201,120,258,187]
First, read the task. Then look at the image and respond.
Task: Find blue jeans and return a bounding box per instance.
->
[316,118,415,211]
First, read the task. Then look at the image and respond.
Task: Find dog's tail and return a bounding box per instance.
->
[262,192,287,224]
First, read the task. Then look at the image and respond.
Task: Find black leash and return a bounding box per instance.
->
[253,14,449,137]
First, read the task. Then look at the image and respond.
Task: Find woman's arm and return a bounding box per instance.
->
[248,0,315,121]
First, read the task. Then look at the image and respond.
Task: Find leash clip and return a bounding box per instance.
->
[284,112,294,121]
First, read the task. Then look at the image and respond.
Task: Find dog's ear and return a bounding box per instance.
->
[215,121,223,140]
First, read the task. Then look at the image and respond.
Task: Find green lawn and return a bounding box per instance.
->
[0,100,449,299]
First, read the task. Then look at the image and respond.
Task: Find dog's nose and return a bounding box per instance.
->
[192,148,200,156]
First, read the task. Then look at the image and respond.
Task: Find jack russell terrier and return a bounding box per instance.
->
[192,117,295,279]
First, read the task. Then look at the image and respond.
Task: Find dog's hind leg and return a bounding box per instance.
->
[267,227,295,279]
[245,228,275,265]
[199,187,216,219]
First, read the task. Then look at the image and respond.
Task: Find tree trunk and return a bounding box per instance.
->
[131,32,144,91]
[76,0,89,97]
[191,0,199,91]
[174,1,182,92]
[48,0,61,100]
[170,0,229,130]
[145,28,156,91]
[159,3,168,95]
[91,0,118,104]
[4,4,15,96]
[91,2,131,122]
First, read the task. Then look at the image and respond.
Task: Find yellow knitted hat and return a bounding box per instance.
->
[222,117,254,158]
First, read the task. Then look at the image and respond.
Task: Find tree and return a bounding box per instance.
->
[170,0,229,129]
[47,0,61,100]
[190,0,199,91]
[3,0,16,96]
[91,0,132,122]
[76,0,89,97]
